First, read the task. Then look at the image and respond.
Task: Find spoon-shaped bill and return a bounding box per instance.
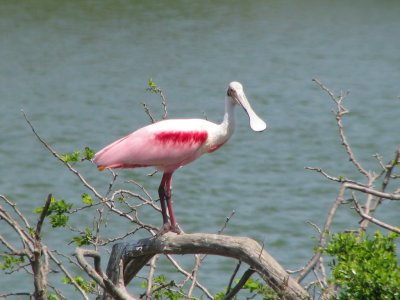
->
[235,90,267,132]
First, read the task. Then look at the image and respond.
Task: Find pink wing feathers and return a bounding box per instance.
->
[94,119,211,172]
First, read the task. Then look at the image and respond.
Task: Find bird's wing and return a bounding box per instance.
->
[94,119,214,171]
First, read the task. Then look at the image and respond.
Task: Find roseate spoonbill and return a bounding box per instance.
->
[94,81,267,233]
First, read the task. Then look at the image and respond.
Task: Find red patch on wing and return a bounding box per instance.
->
[155,131,208,145]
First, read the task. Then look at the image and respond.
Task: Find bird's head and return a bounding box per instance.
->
[227,81,267,132]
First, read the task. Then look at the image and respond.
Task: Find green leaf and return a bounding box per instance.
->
[63,276,96,293]
[62,276,71,284]
[81,193,93,205]
[71,227,92,246]
[61,150,81,163]
[214,292,226,300]
[325,231,400,298]
[27,226,36,237]
[147,78,161,94]
[34,196,73,228]
[50,215,69,228]
[0,255,25,270]
[83,147,95,160]
[61,147,94,163]
[33,207,43,214]
[243,278,261,292]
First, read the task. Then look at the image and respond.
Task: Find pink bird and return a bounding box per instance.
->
[94,81,267,234]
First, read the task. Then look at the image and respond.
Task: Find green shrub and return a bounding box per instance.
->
[325,231,400,300]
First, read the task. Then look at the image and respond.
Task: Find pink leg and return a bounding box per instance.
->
[163,173,181,234]
[158,173,170,233]
[157,172,181,234]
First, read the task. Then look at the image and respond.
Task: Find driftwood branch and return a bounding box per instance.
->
[98,233,310,299]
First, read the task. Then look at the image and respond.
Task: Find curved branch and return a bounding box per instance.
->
[343,182,400,200]
[104,233,310,300]
[75,248,138,300]
[353,196,400,234]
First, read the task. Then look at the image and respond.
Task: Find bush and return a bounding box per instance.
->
[325,231,400,300]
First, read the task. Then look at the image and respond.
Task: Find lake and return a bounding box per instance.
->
[1,0,399,298]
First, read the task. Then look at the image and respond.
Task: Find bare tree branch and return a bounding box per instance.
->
[343,182,400,200]
[144,255,159,299]
[360,147,400,230]
[103,233,310,300]
[22,110,104,202]
[141,103,156,123]
[165,254,213,299]
[47,250,90,300]
[0,194,32,229]
[217,210,236,235]
[226,260,242,295]
[312,78,369,177]
[296,183,345,283]
[352,195,400,234]
[75,248,139,300]
[35,194,52,240]
[187,254,201,298]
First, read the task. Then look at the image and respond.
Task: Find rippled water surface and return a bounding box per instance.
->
[1,0,400,297]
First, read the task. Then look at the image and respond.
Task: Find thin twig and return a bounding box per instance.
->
[313,79,369,177]
[159,90,168,120]
[126,179,154,200]
[305,167,367,187]
[226,261,242,295]
[35,193,52,240]
[352,195,400,234]
[218,210,236,235]
[0,194,32,230]
[0,292,33,298]
[306,220,322,234]
[224,268,255,300]
[187,254,201,298]
[165,255,213,299]
[145,255,159,299]
[0,203,34,253]
[97,227,145,246]
[0,234,23,255]
[22,110,104,202]
[361,147,400,230]
[141,103,156,123]
[296,184,346,283]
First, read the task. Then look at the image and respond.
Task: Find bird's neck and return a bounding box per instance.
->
[205,97,235,152]
[220,97,236,137]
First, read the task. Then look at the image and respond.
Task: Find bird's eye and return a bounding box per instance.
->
[227,88,234,97]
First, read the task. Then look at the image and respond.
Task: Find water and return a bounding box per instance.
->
[1,0,400,298]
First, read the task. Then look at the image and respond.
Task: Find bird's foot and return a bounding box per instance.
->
[157,223,182,236]
[158,223,171,235]
[170,224,182,234]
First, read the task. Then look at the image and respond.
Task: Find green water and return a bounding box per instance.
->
[1,0,399,297]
